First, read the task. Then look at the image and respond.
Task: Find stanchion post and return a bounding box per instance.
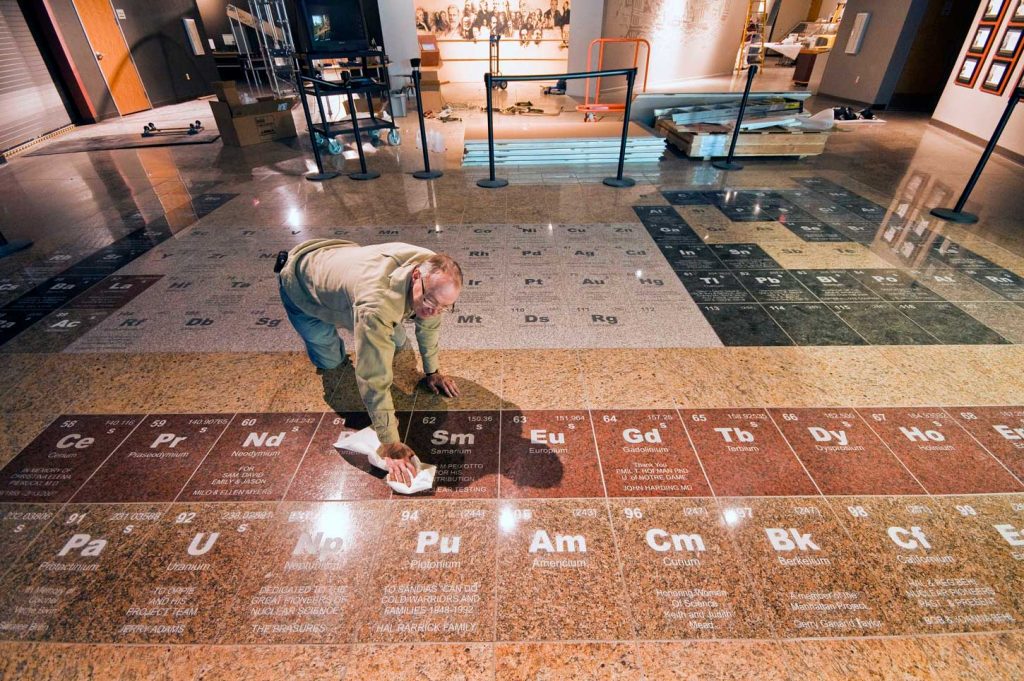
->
[477,72,508,189]
[346,88,380,181]
[301,77,339,181]
[0,232,32,258]
[931,86,1022,224]
[411,58,442,180]
[712,64,758,171]
[603,67,637,188]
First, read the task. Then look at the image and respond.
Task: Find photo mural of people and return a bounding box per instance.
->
[416,0,570,47]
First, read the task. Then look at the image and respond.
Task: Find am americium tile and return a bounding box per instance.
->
[697,303,793,346]
[859,408,1023,494]
[948,406,1024,480]
[768,408,925,495]
[403,411,499,498]
[681,409,817,496]
[496,500,632,640]
[610,498,771,638]
[591,410,711,497]
[499,410,603,498]
[285,412,391,502]
[831,496,1019,634]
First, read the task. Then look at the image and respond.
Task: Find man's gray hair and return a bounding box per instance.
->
[420,253,464,288]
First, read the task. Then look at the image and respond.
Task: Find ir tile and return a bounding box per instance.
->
[286,412,391,502]
[404,411,499,498]
[947,406,1024,481]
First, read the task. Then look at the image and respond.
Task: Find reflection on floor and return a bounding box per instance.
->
[1,96,1024,679]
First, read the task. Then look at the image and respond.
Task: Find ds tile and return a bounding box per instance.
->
[499,410,603,498]
[947,406,1024,480]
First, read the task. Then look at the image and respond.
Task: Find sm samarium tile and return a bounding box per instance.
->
[499,410,603,498]
[947,406,1024,480]
[495,643,642,681]
[343,643,492,681]
[495,500,632,640]
[404,411,499,498]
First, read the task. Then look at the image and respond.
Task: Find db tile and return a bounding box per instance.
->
[285,412,392,502]
[404,411,499,498]
[499,410,603,498]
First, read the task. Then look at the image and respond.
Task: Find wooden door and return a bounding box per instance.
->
[73,0,150,114]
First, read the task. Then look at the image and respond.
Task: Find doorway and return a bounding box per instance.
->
[72,0,151,115]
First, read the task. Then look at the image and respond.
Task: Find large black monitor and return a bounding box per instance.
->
[295,0,370,53]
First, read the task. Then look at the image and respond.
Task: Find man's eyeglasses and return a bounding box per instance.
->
[419,271,456,314]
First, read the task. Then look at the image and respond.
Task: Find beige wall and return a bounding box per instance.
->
[771,0,813,41]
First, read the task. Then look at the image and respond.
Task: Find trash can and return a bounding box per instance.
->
[390,91,408,118]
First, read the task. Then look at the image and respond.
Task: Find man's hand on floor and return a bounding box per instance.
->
[378,442,417,486]
[424,371,461,398]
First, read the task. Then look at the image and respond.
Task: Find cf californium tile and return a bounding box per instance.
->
[403,411,499,498]
[499,410,603,498]
[948,406,1024,480]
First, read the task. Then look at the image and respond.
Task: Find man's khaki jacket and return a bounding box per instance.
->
[279,239,441,444]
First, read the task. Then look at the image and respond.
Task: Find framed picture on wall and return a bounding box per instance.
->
[956,55,981,85]
[983,0,1008,22]
[997,26,1024,56]
[969,24,996,54]
[980,58,1012,93]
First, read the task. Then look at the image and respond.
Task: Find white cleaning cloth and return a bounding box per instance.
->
[333,427,436,495]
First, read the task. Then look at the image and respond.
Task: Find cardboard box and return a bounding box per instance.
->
[420,68,441,86]
[210,100,297,147]
[212,81,241,107]
[419,90,444,113]
[418,34,442,67]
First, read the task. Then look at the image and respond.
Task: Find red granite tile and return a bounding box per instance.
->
[0,505,58,572]
[499,410,604,498]
[285,413,391,501]
[947,406,1024,482]
[403,411,499,498]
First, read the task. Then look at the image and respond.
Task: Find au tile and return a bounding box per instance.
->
[495,643,642,681]
[499,410,603,498]
[947,406,1024,480]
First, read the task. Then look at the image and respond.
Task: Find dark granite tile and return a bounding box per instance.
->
[947,406,1024,481]
[698,303,794,346]
[658,243,723,270]
[910,266,1006,302]
[404,410,499,498]
[708,244,780,270]
[894,302,1010,344]
[929,240,999,269]
[848,269,944,302]
[733,270,817,304]
[662,190,711,205]
[955,302,1024,343]
[592,410,712,497]
[858,408,1023,494]
[499,410,603,498]
[286,412,391,501]
[763,303,867,346]
[775,216,849,242]
[676,270,756,304]
[680,409,817,496]
[963,268,1024,302]
[789,269,880,303]
[0,505,58,577]
[827,302,940,345]
[64,275,163,309]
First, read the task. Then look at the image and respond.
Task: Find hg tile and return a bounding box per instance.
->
[698,303,794,346]
[947,406,1024,481]
[893,302,1010,345]
[763,303,867,346]
[495,499,632,640]
[404,411,500,498]
[827,302,939,345]
[499,410,603,498]
[286,412,392,502]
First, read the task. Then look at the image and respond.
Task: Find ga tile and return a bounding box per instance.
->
[495,642,643,681]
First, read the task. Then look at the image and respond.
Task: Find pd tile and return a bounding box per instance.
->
[495,642,642,681]
[592,410,711,497]
[848,269,944,302]
[733,270,817,304]
[698,303,794,346]
[0,505,58,577]
[859,407,1022,493]
[680,409,817,496]
[343,643,492,681]
[73,414,232,503]
[947,406,1024,480]
[768,408,925,494]
[499,410,603,498]
[611,498,771,638]
[893,302,1009,345]
[0,415,143,503]
[955,302,1024,343]
[717,496,889,637]
[404,411,499,498]
[763,303,867,346]
[495,499,632,640]
[178,412,320,502]
[828,302,939,345]
[830,496,1019,634]
[286,412,391,502]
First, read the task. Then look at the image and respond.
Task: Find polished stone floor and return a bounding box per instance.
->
[1,94,1024,679]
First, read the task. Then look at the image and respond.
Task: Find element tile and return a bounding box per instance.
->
[894,302,1009,345]
[499,410,603,498]
[698,304,794,346]
[947,406,1024,481]
[404,411,500,498]
[763,303,867,346]
[285,412,391,502]
[827,302,938,345]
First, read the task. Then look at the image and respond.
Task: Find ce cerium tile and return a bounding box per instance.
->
[858,408,1022,494]
[357,500,497,643]
[767,408,925,495]
[286,412,391,502]
[101,502,279,643]
[716,496,889,637]
[579,349,676,409]
[947,406,1024,480]
[344,643,492,681]
[592,410,711,497]
[499,350,584,410]
[72,414,232,503]
[404,411,499,498]
[178,412,320,502]
[0,503,166,642]
[0,505,58,578]
[610,499,771,639]
[636,641,798,680]
[681,409,817,496]
[830,496,1019,634]
[495,643,642,681]
[499,410,603,498]
[496,499,631,640]
[0,414,143,504]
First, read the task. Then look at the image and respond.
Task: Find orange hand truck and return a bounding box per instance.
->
[577,37,650,120]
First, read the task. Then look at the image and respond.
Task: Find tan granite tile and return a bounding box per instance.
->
[188,644,350,680]
[0,411,56,469]
[501,350,585,410]
[761,242,892,270]
[875,346,1024,406]
[660,348,776,408]
[636,641,796,680]
[0,642,95,679]
[0,353,48,403]
[781,638,939,680]
[267,352,347,413]
[579,349,675,409]
[146,352,293,413]
[413,349,503,411]
[495,642,642,680]
[916,634,1019,680]
[343,643,492,680]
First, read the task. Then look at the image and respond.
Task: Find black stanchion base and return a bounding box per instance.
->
[350,171,381,181]
[712,160,744,171]
[930,207,978,224]
[477,178,509,189]
[0,239,33,258]
[305,172,341,182]
[603,177,636,188]
[413,170,443,180]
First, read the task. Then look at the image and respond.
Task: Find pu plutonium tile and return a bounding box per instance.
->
[0,505,57,573]
[858,408,1023,494]
[964,268,1024,302]
[909,266,1006,302]
[789,269,879,302]
[847,269,944,302]
[767,408,925,494]
[717,496,888,637]
[496,500,632,640]
[610,499,770,638]
[831,496,1018,634]
[893,302,1009,345]
[591,410,712,497]
[0,415,143,503]
[697,304,794,346]
[63,275,163,310]
[230,502,384,644]
[827,303,939,345]
[0,503,165,641]
[178,413,321,502]
[499,410,603,498]
[763,303,867,346]
[72,414,232,503]
[675,270,755,304]
[104,503,278,643]
[708,244,781,270]
[947,406,1024,480]
[681,409,817,496]
[285,412,390,501]
[929,239,999,270]
[358,500,497,642]
[955,302,1024,343]
[403,411,499,498]
[733,270,816,304]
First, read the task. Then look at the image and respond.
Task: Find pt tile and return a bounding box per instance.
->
[947,406,1024,480]
[0,505,58,578]
[495,643,643,681]
[591,409,712,497]
[357,500,497,642]
[893,302,1010,345]
[858,407,1023,494]
[827,302,939,345]
[404,411,500,498]
[343,643,492,681]
[0,503,166,642]
[767,408,925,495]
[716,496,889,637]
[178,412,321,502]
[680,409,818,496]
[0,415,143,503]
[285,412,392,502]
[72,414,232,503]
[829,496,1019,634]
[697,303,794,346]
[495,499,632,640]
[499,410,604,498]
[762,303,868,346]
[230,502,385,644]
[610,498,771,639]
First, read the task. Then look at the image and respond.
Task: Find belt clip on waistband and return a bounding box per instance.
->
[273,250,288,274]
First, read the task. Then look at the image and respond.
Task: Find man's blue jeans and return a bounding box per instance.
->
[279,282,345,369]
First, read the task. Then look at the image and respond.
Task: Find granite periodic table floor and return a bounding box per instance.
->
[2,100,1024,679]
